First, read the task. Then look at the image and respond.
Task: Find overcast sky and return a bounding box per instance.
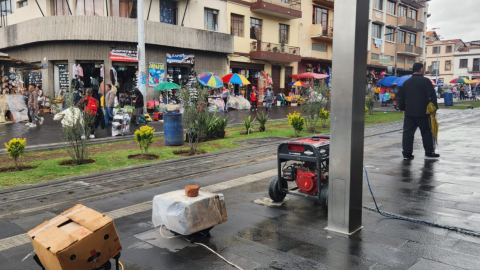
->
[427,0,480,42]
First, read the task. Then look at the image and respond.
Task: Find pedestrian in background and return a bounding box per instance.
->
[459,84,465,100]
[397,63,439,160]
[265,87,274,113]
[76,88,98,139]
[222,86,230,113]
[27,83,44,128]
[133,88,148,126]
[250,86,258,111]
[104,84,115,126]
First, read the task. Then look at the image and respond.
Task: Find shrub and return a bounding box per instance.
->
[287,112,305,137]
[365,88,376,115]
[4,138,26,169]
[256,112,269,132]
[365,106,369,114]
[134,126,155,157]
[244,116,256,134]
[300,84,330,132]
[319,108,330,128]
[217,117,228,138]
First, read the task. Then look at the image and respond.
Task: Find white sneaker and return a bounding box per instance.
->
[89,134,95,139]
[25,123,31,126]
[39,117,44,125]
[29,124,37,128]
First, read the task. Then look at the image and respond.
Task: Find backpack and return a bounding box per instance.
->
[85,96,98,115]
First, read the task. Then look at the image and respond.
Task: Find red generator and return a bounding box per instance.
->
[268,135,330,210]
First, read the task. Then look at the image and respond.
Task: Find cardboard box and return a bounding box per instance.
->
[27,204,122,270]
[152,191,227,235]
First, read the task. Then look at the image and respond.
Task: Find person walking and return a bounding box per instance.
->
[221,86,230,113]
[133,88,148,126]
[459,84,465,100]
[397,63,439,160]
[27,83,44,128]
[76,88,99,139]
[250,86,258,111]
[265,87,274,113]
[104,84,115,126]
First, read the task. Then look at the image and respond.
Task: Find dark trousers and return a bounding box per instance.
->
[460,91,465,100]
[251,100,257,110]
[402,115,435,156]
[223,98,228,111]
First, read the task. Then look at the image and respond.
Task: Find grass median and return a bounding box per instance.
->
[439,100,480,110]
[0,112,404,189]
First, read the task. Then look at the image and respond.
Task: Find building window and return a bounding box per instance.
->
[432,61,439,71]
[407,59,415,65]
[409,8,417,20]
[279,24,289,44]
[204,8,218,31]
[250,18,262,40]
[78,0,105,16]
[433,46,440,54]
[408,33,416,46]
[372,23,382,39]
[313,6,328,25]
[398,5,407,17]
[160,0,177,25]
[312,43,327,52]
[445,60,451,71]
[374,0,383,10]
[230,14,244,37]
[397,57,405,64]
[17,0,27,8]
[371,53,379,60]
[398,30,406,43]
[0,0,14,15]
[446,45,452,53]
[459,59,468,68]
[52,0,69,15]
[387,1,396,15]
[386,27,395,42]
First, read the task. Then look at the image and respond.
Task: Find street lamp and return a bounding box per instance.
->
[430,27,440,85]
[387,0,431,76]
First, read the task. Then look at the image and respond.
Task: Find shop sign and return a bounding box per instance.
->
[148,62,165,87]
[166,53,195,64]
[379,55,390,65]
[110,49,138,62]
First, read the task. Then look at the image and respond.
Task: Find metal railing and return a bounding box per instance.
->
[398,16,424,31]
[398,43,422,55]
[249,0,301,11]
[250,41,300,55]
[311,22,333,38]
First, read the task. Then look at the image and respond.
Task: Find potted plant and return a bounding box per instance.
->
[217,117,228,138]
[256,112,269,132]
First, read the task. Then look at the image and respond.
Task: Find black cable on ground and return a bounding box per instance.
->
[363,165,480,238]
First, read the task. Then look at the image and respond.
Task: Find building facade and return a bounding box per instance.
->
[425,37,465,84]
[454,45,480,81]
[0,0,233,100]
[226,0,302,95]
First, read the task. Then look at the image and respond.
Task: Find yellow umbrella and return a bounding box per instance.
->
[427,102,438,143]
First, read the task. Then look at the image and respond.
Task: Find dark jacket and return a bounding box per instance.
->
[134,91,144,108]
[397,74,438,117]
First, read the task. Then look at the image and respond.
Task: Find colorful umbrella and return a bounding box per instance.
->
[377,76,398,87]
[291,73,330,80]
[450,77,471,84]
[154,82,181,91]
[393,75,412,87]
[197,72,223,88]
[469,78,480,84]
[430,79,437,86]
[289,81,308,87]
[222,73,251,85]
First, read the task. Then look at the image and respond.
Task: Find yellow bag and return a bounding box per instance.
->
[101,95,105,107]
[144,114,153,122]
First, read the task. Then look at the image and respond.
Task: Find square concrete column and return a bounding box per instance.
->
[327,0,369,235]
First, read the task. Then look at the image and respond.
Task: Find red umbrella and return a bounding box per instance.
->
[430,79,437,86]
[291,73,330,80]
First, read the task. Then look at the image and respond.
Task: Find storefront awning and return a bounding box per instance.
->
[0,57,39,70]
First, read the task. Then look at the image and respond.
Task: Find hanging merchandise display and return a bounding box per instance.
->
[58,64,69,91]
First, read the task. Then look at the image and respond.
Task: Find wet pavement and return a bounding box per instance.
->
[0,108,480,269]
[0,105,298,149]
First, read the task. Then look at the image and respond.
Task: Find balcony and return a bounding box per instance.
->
[388,0,426,8]
[426,66,438,75]
[310,24,333,41]
[312,0,334,7]
[249,0,302,19]
[250,41,301,63]
[398,16,424,32]
[397,43,422,57]
[467,67,480,73]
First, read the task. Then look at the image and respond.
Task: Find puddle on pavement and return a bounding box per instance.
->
[253,197,289,207]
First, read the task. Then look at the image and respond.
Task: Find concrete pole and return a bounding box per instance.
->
[137,0,147,110]
[327,0,369,235]
[436,38,439,84]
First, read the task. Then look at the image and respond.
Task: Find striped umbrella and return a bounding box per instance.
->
[289,81,308,87]
[450,77,472,84]
[222,73,251,85]
[197,72,223,88]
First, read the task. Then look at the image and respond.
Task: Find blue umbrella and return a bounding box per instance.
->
[393,75,412,87]
[377,76,398,87]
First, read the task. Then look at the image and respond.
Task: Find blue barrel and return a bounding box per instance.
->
[444,93,453,106]
[164,113,184,146]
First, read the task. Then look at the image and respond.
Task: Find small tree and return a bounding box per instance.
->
[300,84,330,132]
[134,126,155,157]
[365,87,376,115]
[244,116,256,134]
[179,84,210,155]
[52,91,96,165]
[319,108,330,128]
[256,112,268,132]
[287,112,305,137]
[4,138,26,169]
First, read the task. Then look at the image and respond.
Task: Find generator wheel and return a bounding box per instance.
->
[320,185,329,211]
[268,175,287,202]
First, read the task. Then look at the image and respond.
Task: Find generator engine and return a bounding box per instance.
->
[282,163,327,195]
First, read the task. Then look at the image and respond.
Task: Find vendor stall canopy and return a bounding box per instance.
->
[0,53,40,70]
[376,76,398,87]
